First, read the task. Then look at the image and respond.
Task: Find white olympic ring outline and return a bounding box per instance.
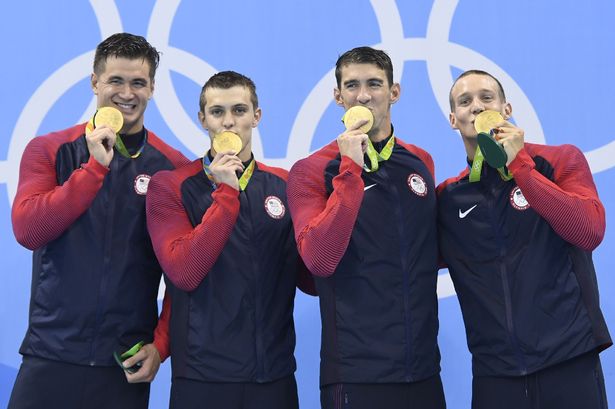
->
[2,0,615,300]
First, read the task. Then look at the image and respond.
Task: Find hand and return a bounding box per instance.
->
[123,343,161,383]
[86,125,116,167]
[337,119,369,167]
[493,120,525,166]
[208,151,244,191]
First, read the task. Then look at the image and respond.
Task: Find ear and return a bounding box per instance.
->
[91,73,98,95]
[198,111,207,130]
[503,102,512,120]
[389,82,401,104]
[334,88,344,106]
[449,112,459,130]
[150,78,155,96]
[252,107,262,128]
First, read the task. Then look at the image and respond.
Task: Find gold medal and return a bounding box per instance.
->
[93,106,124,134]
[342,106,374,133]
[474,110,503,135]
[212,131,243,154]
[474,110,508,170]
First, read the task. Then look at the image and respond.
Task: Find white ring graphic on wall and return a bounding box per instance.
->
[2,0,614,300]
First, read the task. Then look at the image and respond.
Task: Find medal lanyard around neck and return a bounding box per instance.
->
[202,155,256,191]
[114,134,147,159]
[469,146,513,182]
[363,135,396,173]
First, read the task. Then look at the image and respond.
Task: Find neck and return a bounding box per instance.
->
[369,122,392,143]
[237,143,253,163]
[463,135,478,162]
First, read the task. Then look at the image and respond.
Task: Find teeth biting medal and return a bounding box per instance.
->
[471,110,511,178]
[342,105,374,133]
[474,110,503,135]
[212,131,243,154]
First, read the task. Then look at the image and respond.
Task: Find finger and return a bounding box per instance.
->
[347,118,369,132]
[214,157,244,171]
[122,349,145,369]
[211,152,242,167]
[89,127,117,148]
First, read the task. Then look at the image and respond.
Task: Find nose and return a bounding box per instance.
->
[470,98,485,115]
[118,82,134,99]
[357,85,371,104]
[223,111,235,129]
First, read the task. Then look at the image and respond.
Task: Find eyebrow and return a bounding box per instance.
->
[208,103,250,109]
[343,78,384,86]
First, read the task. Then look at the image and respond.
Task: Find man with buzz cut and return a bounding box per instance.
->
[9,32,188,409]
[287,46,445,409]
[146,70,316,409]
[438,69,611,409]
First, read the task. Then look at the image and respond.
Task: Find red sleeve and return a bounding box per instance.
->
[146,167,240,291]
[11,135,108,250]
[153,290,171,361]
[287,152,364,277]
[508,144,605,251]
[257,162,317,294]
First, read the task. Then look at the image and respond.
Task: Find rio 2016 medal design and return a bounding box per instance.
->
[342,105,374,133]
[93,106,124,133]
[212,131,243,154]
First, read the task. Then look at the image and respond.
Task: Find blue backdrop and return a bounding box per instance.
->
[1,1,613,408]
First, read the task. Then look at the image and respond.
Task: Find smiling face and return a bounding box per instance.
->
[91,56,154,134]
[198,85,261,162]
[449,73,511,139]
[334,63,400,142]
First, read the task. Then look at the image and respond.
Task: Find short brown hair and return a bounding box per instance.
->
[199,71,259,113]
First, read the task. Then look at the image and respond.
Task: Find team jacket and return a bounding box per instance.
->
[437,143,611,377]
[146,157,316,383]
[287,135,441,386]
[11,123,188,366]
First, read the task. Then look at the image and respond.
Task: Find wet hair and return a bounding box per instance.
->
[335,46,394,88]
[93,33,160,80]
[199,71,259,112]
[449,70,506,110]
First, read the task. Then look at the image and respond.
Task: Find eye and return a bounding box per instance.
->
[458,99,470,106]
[209,109,223,117]
[234,106,248,115]
[131,80,147,88]
[368,80,383,88]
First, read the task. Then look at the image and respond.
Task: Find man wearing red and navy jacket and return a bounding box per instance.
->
[146,71,315,409]
[287,47,445,409]
[9,33,188,409]
[438,69,611,409]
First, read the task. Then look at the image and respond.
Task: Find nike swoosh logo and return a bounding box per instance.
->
[459,204,478,219]
[364,184,377,191]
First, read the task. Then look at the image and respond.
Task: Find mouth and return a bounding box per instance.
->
[114,102,137,112]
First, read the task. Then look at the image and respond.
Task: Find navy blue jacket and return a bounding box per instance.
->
[288,136,441,386]
[437,143,611,377]
[147,158,314,383]
[12,123,188,366]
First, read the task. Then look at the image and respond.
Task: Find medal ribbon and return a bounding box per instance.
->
[363,135,396,173]
[202,155,255,191]
[469,146,513,182]
[114,134,147,159]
